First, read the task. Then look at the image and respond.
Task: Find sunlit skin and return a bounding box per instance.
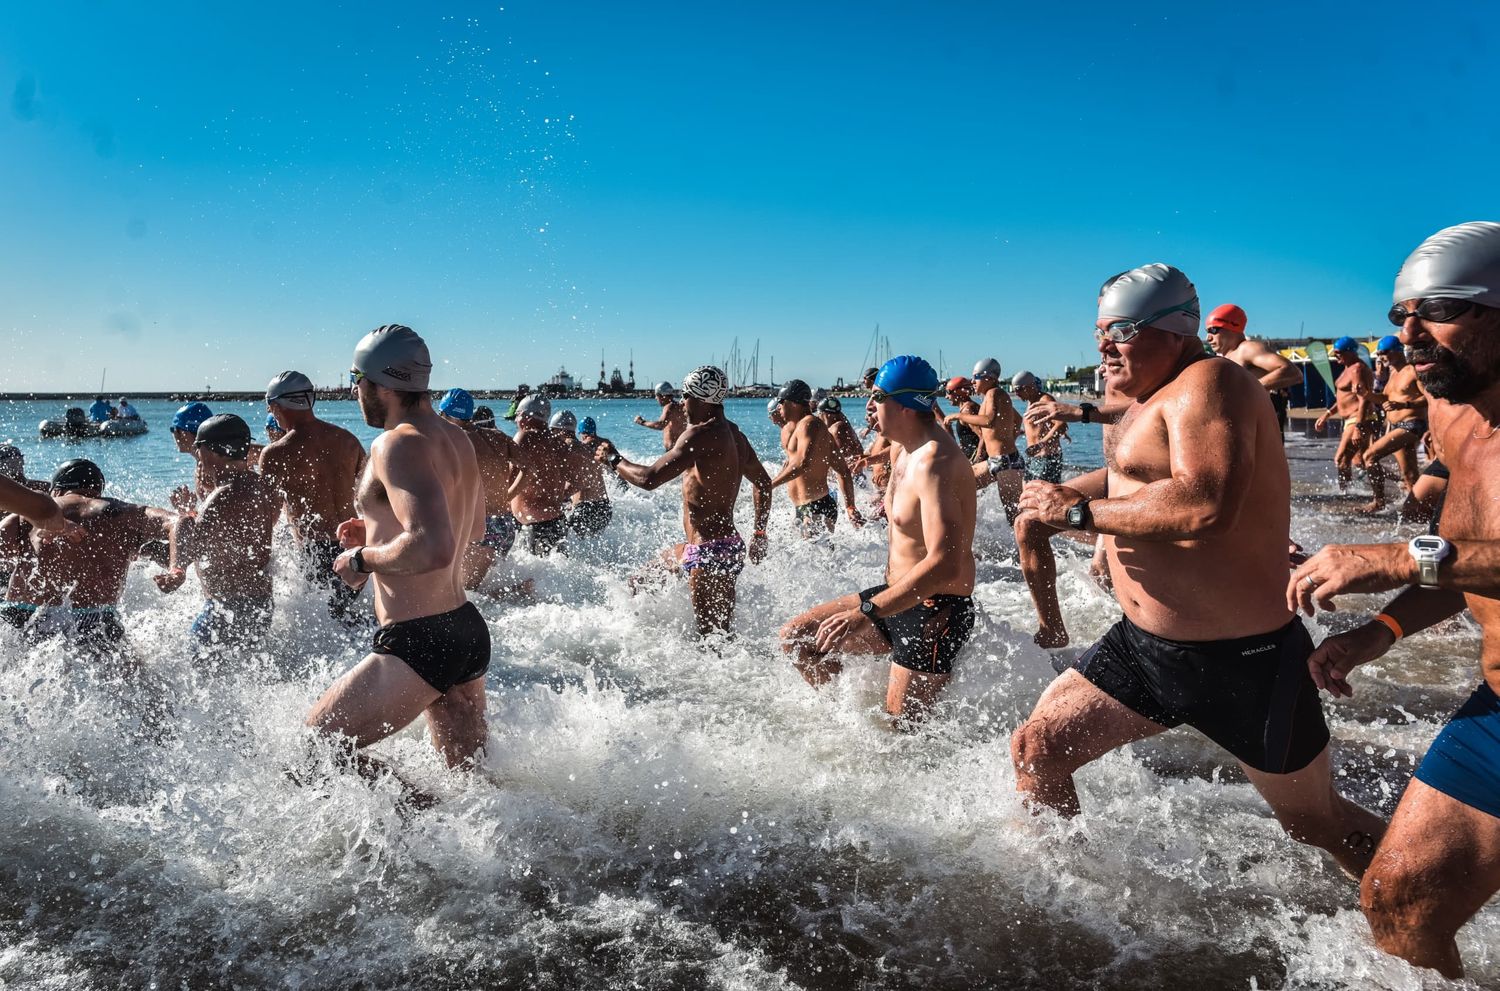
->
[1010,318,1384,877]
[771,399,861,535]
[634,393,687,450]
[1290,302,1500,978]
[1313,348,1380,502]
[947,371,1023,521]
[1359,348,1428,503]
[260,403,366,546]
[440,411,520,589]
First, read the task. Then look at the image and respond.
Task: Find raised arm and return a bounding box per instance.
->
[611,426,702,491]
[0,475,68,532]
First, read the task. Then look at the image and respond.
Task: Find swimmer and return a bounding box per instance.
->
[1011,371,1068,484]
[472,405,497,429]
[509,394,583,556]
[780,355,977,725]
[0,474,75,537]
[575,416,625,495]
[599,366,771,636]
[940,377,982,459]
[770,380,861,537]
[437,388,521,590]
[551,410,612,537]
[634,381,688,450]
[817,396,867,476]
[259,371,368,621]
[1012,262,1383,878]
[1288,223,1500,977]
[167,401,214,509]
[860,367,879,391]
[1358,335,1428,509]
[155,414,282,655]
[0,445,47,493]
[0,459,170,668]
[947,357,1025,523]
[502,384,530,422]
[305,324,490,783]
[265,411,285,443]
[1205,304,1303,442]
[1313,336,1381,504]
[766,395,785,428]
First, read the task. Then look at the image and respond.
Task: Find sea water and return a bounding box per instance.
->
[0,397,1491,989]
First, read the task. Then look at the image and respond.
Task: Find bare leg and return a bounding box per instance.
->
[689,571,737,635]
[1333,428,1357,492]
[886,664,949,726]
[628,545,682,595]
[1014,513,1069,648]
[1010,670,1167,816]
[1360,778,1500,978]
[424,676,488,768]
[1240,747,1387,878]
[304,652,443,801]
[995,468,1022,526]
[779,593,889,688]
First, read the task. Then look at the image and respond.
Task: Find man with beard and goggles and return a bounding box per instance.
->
[1289,222,1500,979]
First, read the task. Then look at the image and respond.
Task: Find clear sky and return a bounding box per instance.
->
[1,1,1495,392]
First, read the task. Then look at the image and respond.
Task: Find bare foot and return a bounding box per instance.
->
[1034,626,1069,649]
[1354,501,1386,515]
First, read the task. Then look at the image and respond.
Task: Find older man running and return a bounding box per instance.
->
[1314,336,1380,505]
[305,324,489,779]
[771,379,861,536]
[781,356,977,723]
[1288,223,1500,978]
[1205,304,1303,441]
[1011,263,1383,878]
[600,366,771,635]
[1360,335,1428,508]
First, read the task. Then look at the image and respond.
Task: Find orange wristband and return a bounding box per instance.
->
[1372,613,1404,641]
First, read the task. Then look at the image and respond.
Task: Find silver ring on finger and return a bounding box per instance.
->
[1304,575,1320,588]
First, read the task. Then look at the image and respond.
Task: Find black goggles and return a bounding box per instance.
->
[1387,297,1474,327]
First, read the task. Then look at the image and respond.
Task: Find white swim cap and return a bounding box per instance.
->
[682,366,728,404]
[266,370,316,409]
[972,358,1002,380]
[1393,222,1500,308]
[516,393,551,423]
[352,324,432,391]
[549,409,577,431]
[1099,264,1200,336]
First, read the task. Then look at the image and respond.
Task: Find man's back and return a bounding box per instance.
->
[468,427,518,511]
[1105,357,1290,640]
[260,419,364,542]
[198,473,282,600]
[510,429,579,523]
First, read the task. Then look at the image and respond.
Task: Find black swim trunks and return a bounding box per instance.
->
[372,601,491,694]
[859,584,975,676]
[1072,616,1330,774]
[306,538,363,621]
[795,493,838,532]
[524,517,569,556]
[569,500,612,537]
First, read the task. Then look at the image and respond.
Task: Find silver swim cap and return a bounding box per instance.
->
[972,358,1002,380]
[1011,371,1040,391]
[682,366,728,404]
[352,324,432,391]
[654,380,678,397]
[1393,222,1500,308]
[1098,264,1200,336]
[548,409,577,431]
[266,370,315,409]
[516,394,551,423]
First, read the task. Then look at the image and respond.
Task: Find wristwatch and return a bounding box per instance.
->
[607,452,624,469]
[352,546,368,574]
[859,595,880,619]
[1065,500,1092,530]
[1408,535,1450,587]
[1080,403,1097,424]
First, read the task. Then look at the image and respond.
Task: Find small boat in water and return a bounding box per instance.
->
[38,407,148,439]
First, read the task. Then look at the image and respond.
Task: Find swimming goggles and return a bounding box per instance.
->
[1387,298,1474,327]
[1096,302,1199,344]
[870,387,936,405]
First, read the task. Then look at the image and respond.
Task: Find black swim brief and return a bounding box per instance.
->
[1393,418,1428,435]
[1071,616,1330,774]
[306,538,363,621]
[987,452,1025,474]
[859,584,975,676]
[372,600,491,694]
[524,517,569,556]
[569,500,612,537]
[795,493,838,530]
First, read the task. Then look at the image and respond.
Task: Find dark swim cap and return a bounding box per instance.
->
[777,379,813,406]
[874,355,939,411]
[194,414,252,459]
[51,458,105,493]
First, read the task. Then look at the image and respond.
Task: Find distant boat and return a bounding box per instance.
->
[39,407,148,439]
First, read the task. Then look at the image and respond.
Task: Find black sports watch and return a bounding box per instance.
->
[1080,402,1097,424]
[859,596,879,619]
[607,452,624,469]
[1065,500,1092,530]
[352,546,368,574]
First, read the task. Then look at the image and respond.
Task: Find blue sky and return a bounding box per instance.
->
[1,1,1495,392]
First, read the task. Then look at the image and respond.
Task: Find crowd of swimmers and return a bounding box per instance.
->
[4,220,1500,977]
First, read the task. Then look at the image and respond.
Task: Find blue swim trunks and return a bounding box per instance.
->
[1413,681,1500,820]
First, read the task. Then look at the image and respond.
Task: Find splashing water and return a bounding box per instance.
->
[0,399,1492,989]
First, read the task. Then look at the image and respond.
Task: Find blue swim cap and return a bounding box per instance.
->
[266,412,280,431]
[1332,336,1359,354]
[437,388,475,421]
[578,416,597,435]
[1377,335,1402,354]
[171,401,213,434]
[874,355,939,411]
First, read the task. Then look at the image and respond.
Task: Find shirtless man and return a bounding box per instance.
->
[1314,336,1380,504]
[551,410,612,537]
[1010,262,1383,878]
[599,366,771,635]
[305,324,490,776]
[770,380,861,536]
[167,401,214,509]
[1,459,170,664]
[941,377,982,460]
[1360,335,1428,506]
[1205,303,1303,442]
[437,388,520,588]
[947,357,1025,523]
[1287,223,1500,978]
[509,394,582,556]
[780,355,977,723]
[766,396,784,429]
[634,382,687,450]
[0,446,46,493]
[817,397,866,475]
[1011,371,1067,484]
[155,414,282,653]
[259,371,367,619]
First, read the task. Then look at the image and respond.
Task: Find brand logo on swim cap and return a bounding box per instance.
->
[382,366,411,382]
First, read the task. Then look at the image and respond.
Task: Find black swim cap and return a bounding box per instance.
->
[51,458,105,493]
[777,379,813,406]
[194,413,252,459]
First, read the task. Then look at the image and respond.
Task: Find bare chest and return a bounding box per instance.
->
[1107,405,1168,486]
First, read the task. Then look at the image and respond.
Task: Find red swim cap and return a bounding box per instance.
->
[946,376,970,392]
[1206,304,1247,333]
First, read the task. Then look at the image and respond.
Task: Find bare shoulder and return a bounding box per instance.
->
[1173,354,1258,407]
